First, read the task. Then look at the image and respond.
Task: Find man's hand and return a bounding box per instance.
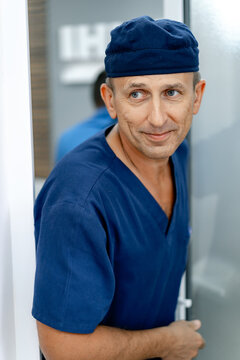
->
[163,320,205,360]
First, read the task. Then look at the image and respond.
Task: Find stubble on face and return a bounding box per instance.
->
[110,73,196,162]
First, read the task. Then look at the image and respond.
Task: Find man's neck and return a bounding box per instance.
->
[106,124,170,184]
[106,124,175,219]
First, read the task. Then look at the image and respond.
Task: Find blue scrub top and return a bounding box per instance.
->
[32,126,190,337]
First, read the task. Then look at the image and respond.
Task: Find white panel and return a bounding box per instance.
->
[0,0,39,359]
[0,118,16,360]
[176,272,192,320]
[163,0,184,22]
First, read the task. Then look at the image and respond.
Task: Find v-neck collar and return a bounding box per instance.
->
[101,126,179,237]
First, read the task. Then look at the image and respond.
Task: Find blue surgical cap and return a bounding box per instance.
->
[105,16,199,78]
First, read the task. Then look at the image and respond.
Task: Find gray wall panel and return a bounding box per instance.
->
[46,1,163,163]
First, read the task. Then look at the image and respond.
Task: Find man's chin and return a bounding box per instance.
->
[138,144,175,160]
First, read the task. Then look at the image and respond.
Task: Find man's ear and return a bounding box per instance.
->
[193,80,206,115]
[100,83,117,119]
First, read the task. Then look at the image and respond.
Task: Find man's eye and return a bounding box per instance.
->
[166,90,179,97]
[130,91,143,99]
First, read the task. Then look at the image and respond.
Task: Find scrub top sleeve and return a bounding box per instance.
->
[32,201,115,334]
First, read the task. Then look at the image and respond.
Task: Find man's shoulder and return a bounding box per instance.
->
[173,139,189,183]
[36,130,116,215]
[175,138,189,162]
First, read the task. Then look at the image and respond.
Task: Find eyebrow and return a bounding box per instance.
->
[124,82,186,91]
[164,83,186,91]
[124,82,148,90]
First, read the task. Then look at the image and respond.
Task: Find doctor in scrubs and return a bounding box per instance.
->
[32,16,206,360]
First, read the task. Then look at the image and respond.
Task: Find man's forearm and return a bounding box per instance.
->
[38,322,170,360]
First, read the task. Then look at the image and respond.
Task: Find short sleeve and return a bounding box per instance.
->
[32,201,115,333]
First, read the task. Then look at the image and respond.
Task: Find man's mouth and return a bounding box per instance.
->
[143,130,172,141]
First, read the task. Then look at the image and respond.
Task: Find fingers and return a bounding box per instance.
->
[189,320,206,350]
[199,336,206,349]
[188,319,201,331]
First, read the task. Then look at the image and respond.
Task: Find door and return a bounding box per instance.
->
[190,0,240,358]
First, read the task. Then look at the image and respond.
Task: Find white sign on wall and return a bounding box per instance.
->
[59,22,120,84]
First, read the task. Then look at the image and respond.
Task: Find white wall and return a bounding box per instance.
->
[0,0,39,358]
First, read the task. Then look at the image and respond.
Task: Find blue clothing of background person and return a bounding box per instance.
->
[55,70,116,163]
[55,107,115,162]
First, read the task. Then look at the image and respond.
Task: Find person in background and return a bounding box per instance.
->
[55,70,116,162]
[33,16,206,360]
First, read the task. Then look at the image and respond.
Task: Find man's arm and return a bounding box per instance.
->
[37,319,205,360]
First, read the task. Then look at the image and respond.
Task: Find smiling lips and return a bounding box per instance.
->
[143,130,172,142]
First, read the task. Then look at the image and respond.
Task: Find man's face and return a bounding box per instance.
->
[102,73,205,160]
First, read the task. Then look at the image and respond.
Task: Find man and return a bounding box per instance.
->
[55,70,116,162]
[32,16,206,360]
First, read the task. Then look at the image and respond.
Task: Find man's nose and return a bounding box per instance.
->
[148,99,167,127]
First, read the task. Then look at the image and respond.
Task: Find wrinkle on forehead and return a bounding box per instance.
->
[113,73,194,92]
